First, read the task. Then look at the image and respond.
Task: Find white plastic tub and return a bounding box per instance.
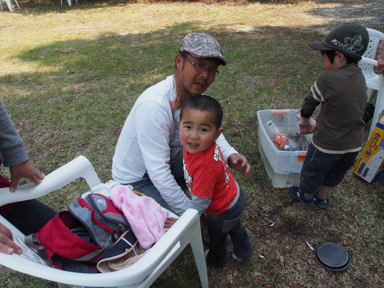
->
[257,109,315,188]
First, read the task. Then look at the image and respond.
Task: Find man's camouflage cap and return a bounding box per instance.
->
[180,33,227,66]
[308,23,369,60]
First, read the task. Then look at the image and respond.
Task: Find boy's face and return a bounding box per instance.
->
[322,52,334,71]
[178,107,223,154]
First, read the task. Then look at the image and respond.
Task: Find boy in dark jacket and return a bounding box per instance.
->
[289,23,369,209]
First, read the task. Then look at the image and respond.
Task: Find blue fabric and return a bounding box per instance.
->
[206,187,253,265]
[4,199,56,235]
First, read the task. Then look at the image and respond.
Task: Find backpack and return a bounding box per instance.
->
[26,193,137,273]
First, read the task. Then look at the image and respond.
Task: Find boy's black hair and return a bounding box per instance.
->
[322,50,358,65]
[180,95,223,130]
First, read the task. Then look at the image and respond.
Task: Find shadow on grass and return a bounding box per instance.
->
[1,22,321,173]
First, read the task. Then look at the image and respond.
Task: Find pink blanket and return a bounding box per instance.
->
[110,185,168,249]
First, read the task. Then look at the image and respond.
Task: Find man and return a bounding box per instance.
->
[0,100,56,254]
[112,33,251,215]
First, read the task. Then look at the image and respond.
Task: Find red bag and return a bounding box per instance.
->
[26,194,136,273]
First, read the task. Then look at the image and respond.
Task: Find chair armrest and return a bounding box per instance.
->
[360,56,378,67]
[0,156,101,207]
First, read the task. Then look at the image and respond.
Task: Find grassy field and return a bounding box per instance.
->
[1,0,383,287]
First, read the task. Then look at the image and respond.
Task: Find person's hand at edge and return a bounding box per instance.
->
[228,153,251,180]
[0,222,23,255]
[9,160,45,192]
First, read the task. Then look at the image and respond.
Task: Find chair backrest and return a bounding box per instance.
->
[359,28,384,75]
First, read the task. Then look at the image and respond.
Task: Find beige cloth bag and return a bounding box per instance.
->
[97,231,147,273]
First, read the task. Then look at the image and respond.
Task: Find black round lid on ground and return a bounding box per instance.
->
[314,242,351,271]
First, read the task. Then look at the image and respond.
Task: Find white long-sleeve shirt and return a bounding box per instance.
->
[112,75,237,215]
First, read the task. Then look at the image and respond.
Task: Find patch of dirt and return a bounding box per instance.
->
[310,1,384,33]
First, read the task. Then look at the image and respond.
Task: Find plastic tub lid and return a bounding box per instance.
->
[314,242,351,271]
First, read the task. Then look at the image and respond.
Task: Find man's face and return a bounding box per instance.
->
[175,54,220,101]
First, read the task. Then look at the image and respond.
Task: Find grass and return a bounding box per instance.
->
[1,0,383,287]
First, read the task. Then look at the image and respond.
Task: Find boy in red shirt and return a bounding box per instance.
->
[166,95,253,266]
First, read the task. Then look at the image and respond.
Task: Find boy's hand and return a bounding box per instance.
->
[164,217,178,229]
[9,160,45,192]
[299,118,317,134]
[228,153,251,180]
[169,94,182,114]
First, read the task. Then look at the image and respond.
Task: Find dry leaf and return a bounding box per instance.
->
[251,272,263,283]
[347,238,355,246]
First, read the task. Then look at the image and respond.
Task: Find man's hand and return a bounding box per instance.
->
[228,153,251,180]
[378,58,384,75]
[9,160,45,192]
[298,118,317,134]
[0,222,23,255]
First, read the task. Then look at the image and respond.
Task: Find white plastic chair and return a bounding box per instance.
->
[60,0,78,7]
[0,156,208,288]
[0,0,20,11]
[359,28,384,137]
[358,28,384,103]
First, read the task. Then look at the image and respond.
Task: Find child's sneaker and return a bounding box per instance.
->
[232,242,254,262]
[289,186,315,207]
[232,253,243,261]
[315,191,329,209]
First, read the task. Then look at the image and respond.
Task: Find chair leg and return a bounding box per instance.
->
[14,0,19,8]
[189,222,209,288]
[0,1,3,11]
[58,283,84,288]
[369,82,384,137]
[5,0,13,11]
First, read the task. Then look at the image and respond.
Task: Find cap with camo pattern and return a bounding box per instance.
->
[180,33,227,66]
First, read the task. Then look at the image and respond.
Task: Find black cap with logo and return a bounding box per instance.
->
[308,23,369,60]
